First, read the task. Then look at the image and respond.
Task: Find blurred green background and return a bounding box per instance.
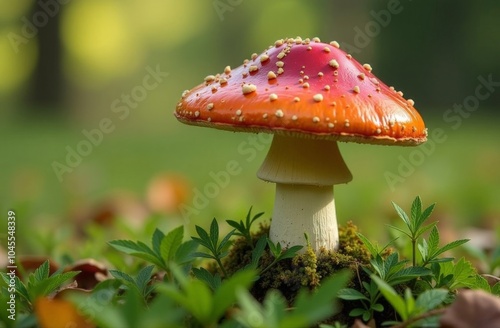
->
[1,0,499,257]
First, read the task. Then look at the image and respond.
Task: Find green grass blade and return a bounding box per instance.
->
[392,202,411,230]
[337,288,369,301]
[372,275,407,320]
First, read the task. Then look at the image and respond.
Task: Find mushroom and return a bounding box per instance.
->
[174,37,427,251]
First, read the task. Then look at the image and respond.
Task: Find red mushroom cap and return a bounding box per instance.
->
[175,37,427,145]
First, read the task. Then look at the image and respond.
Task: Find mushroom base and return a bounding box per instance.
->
[270,183,339,250]
[221,221,373,326]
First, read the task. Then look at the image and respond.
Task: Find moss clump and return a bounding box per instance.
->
[222,221,371,307]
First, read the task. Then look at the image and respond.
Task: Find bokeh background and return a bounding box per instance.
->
[1,0,499,258]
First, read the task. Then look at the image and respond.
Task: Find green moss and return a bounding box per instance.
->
[222,221,371,308]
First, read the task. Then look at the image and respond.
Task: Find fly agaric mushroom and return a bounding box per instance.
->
[174,37,427,251]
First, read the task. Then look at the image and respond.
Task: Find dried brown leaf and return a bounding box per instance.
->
[482,274,500,288]
[65,258,109,290]
[352,318,374,328]
[17,256,58,279]
[440,289,500,328]
[74,191,149,235]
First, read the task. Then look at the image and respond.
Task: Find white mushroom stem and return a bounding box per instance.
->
[257,135,352,251]
[271,184,338,249]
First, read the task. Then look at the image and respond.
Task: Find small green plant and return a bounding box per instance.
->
[339,196,494,326]
[108,265,156,303]
[244,235,268,271]
[372,275,448,327]
[368,252,431,286]
[108,225,198,279]
[339,252,431,321]
[357,232,394,258]
[235,270,351,328]
[160,263,256,327]
[463,243,500,275]
[4,201,498,328]
[1,260,79,313]
[428,257,491,291]
[262,238,303,274]
[74,280,185,328]
[192,217,235,277]
[388,196,436,266]
[418,226,469,267]
[337,279,384,322]
[227,206,264,248]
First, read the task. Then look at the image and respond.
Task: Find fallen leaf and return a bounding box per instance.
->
[351,318,372,328]
[64,258,109,290]
[440,289,500,328]
[74,191,149,235]
[0,246,6,268]
[35,297,94,328]
[17,257,58,279]
[482,274,500,288]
